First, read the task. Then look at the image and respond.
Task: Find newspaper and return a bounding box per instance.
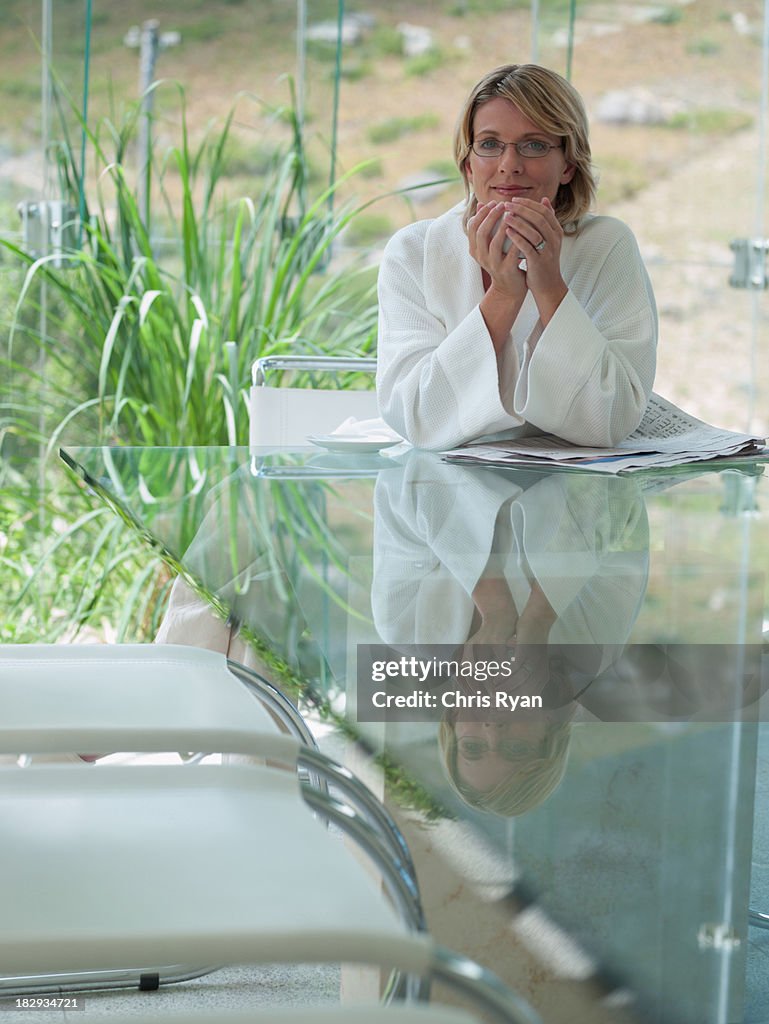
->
[443,393,768,474]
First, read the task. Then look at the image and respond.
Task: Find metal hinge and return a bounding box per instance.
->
[729,238,769,289]
[697,922,741,951]
[17,200,78,268]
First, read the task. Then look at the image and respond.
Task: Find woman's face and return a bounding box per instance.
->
[465,96,575,207]
[454,717,549,794]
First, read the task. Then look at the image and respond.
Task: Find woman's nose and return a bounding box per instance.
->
[498,144,524,172]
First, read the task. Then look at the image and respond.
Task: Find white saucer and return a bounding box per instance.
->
[307,434,400,454]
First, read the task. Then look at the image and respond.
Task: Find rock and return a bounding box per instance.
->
[305,14,375,46]
[396,23,435,58]
[552,22,620,47]
[732,12,750,36]
[594,87,685,125]
[123,26,141,48]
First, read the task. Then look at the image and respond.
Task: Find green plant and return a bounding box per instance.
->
[425,158,459,180]
[594,155,649,206]
[652,7,683,25]
[0,80,389,643]
[367,113,440,145]
[343,211,394,247]
[368,25,404,58]
[405,48,446,77]
[358,157,384,179]
[686,38,721,56]
[449,0,520,14]
[218,134,284,177]
[306,39,340,63]
[179,17,227,44]
[2,82,380,454]
[665,108,753,133]
[335,61,372,82]
[0,455,170,644]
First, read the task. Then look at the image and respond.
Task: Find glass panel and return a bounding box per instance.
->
[3,1,768,643]
[531,0,769,438]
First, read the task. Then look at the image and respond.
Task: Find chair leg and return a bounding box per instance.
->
[0,965,220,997]
[298,747,419,890]
[301,786,429,1004]
[749,907,769,930]
[228,661,424,939]
[300,787,425,934]
[429,945,544,1024]
[226,658,318,750]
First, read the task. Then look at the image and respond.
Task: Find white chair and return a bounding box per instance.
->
[0,643,422,997]
[0,696,542,1023]
[0,642,316,752]
[249,355,378,450]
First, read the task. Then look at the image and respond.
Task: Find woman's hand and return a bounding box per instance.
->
[468,202,528,352]
[468,575,519,645]
[468,201,528,304]
[502,196,568,324]
[516,581,557,645]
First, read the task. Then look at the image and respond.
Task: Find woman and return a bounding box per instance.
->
[376,64,658,451]
[371,452,651,816]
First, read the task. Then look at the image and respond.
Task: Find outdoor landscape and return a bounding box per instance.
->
[1,0,768,648]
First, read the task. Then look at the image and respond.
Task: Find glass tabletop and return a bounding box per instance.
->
[60,443,769,1024]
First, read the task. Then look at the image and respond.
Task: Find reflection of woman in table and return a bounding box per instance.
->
[372,453,650,815]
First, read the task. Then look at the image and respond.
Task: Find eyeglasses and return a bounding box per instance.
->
[471,138,563,160]
[457,736,546,762]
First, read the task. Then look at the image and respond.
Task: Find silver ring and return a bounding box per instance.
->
[534,239,546,252]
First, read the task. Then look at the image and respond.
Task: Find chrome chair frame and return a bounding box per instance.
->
[251,355,378,389]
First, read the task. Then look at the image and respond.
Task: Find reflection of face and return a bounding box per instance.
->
[454,718,549,794]
[465,97,575,208]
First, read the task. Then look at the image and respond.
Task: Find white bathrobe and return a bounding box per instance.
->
[371,453,649,670]
[376,203,658,451]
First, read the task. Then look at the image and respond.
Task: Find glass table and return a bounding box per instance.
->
[60,444,769,1024]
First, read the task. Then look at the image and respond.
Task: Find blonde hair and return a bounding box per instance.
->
[453,64,596,232]
[438,716,572,818]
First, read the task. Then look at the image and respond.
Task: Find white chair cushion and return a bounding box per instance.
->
[249,387,379,449]
[1,762,420,976]
[0,644,278,744]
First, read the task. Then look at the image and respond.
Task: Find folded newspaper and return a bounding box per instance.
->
[443,393,768,474]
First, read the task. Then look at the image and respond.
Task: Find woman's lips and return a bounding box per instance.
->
[493,186,530,197]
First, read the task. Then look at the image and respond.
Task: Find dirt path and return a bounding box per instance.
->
[609,124,769,435]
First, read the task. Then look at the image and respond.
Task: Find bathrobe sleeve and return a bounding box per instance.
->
[376,208,657,450]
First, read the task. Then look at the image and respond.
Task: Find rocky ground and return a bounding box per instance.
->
[610,124,769,437]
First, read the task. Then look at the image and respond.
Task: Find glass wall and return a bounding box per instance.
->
[1,0,767,642]
[3,0,767,434]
